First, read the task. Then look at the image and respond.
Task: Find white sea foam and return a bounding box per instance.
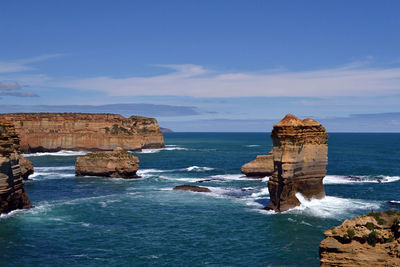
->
[35,166,75,171]
[250,187,270,198]
[246,145,261,147]
[286,193,381,218]
[185,166,215,172]
[29,172,75,180]
[23,150,88,157]
[324,175,400,184]
[134,145,188,154]
[210,174,248,180]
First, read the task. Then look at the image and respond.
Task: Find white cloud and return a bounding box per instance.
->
[0,54,64,73]
[52,63,400,97]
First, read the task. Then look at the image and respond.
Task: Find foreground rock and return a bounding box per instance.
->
[19,155,34,180]
[173,185,211,192]
[0,120,32,214]
[0,113,164,152]
[241,154,274,178]
[266,114,328,212]
[75,148,140,178]
[320,210,400,266]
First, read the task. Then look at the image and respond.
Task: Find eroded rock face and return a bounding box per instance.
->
[241,154,274,178]
[75,148,140,178]
[0,113,164,152]
[320,211,400,266]
[19,155,34,180]
[0,120,32,214]
[266,114,328,212]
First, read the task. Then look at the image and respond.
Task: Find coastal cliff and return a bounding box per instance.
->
[266,114,328,212]
[320,211,400,266]
[241,153,274,177]
[0,120,32,214]
[0,113,164,152]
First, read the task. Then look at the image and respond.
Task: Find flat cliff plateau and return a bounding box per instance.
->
[0,120,32,214]
[0,113,164,152]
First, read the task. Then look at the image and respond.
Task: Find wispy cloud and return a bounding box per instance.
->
[0,81,21,90]
[0,54,64,73]
[0,92,39,97]
[53,62,400,98]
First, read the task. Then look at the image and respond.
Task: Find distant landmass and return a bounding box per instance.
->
[160,127,174,133]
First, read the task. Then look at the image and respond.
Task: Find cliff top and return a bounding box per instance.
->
[274,114,322,127]
[0,113,156,121]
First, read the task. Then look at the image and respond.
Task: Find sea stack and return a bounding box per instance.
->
[75,147,140,178]
[241,153,274,178]
[320,211,400,266]
[0,120,32,214]
[266,114,328,212]
[0,113,164,152]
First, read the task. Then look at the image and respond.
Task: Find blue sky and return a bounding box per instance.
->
[1,1,400,131]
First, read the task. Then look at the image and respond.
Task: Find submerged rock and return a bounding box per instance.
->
[75,147,140,178]
[266,114,328,212]
[19,155,34,180]
[320,210,400,266]
[241,154,274,178]
[0,113,164,152]
[0,120,32,214]
[173,185,211,192]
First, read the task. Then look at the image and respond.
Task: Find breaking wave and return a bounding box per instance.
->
[324,175,400,184]
[23,150,88,157]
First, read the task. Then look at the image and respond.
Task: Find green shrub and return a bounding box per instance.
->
[368,211,381,220]
[366,222,375,230]
[386,235,394,243]
[347,229,355,239]
[367,231,379,247]
[377,218,386,225]
[385,210,397,216]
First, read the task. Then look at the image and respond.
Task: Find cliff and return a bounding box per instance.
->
[0,113,164,152]
[320,211,400,266]
[266,114,328,212]
[241,153,274,178]
[75,147,140,178]
[0,120,32,214]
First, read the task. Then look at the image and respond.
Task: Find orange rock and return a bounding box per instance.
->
[0,113,164,152]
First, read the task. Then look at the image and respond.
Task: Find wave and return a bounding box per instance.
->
[35,166,75,171]
[210,174,248,180]
[246,145,261,147]
[324,175,400,184]
[286,193,382,218]
[185,166,214,172]
[23,150,88,157]
[134,145,188,154]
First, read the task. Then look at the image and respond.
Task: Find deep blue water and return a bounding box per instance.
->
[0,133,399,266]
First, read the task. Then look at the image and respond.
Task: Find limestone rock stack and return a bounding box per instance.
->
[75,147,140,178]
[0,120,32,214]
[320,211,400,266]
[0,113,164,152]
[241,153,274,177]
[266,114,328,212]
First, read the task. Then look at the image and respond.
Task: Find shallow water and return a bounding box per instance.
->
[1,133,399,266]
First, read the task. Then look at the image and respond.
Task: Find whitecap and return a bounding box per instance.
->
[210,174,248,180]
[23,150,88,157]
[185,166,215,172]
[286,193,381,218]
[324,175,400,184]
[35,166,75,171]
[246,145,261,147]
[250,187,270,198]
[133,146,188,154]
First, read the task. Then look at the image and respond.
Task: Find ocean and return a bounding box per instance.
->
[0,133,399,266]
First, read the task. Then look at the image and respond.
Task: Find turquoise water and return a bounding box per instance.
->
[1,133,399,266]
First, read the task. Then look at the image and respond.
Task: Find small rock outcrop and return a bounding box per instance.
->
[320,210,400,266]
[0,120,32,214]
[19,155,34,180]
[75,148,140,178]
[0,113,164,152]
[266,114,328,212]
[241,154,274,178]
[173,185,211,192]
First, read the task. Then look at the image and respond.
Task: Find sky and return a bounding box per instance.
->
[1,0,400,131]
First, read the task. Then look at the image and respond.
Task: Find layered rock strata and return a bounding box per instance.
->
[0,120,32,214]
[75,147,140,178]
[0,113,164,152]
[320,210,400,266]
[266,114,328,212]
[19,155,34,180]
[241,153,274,178]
